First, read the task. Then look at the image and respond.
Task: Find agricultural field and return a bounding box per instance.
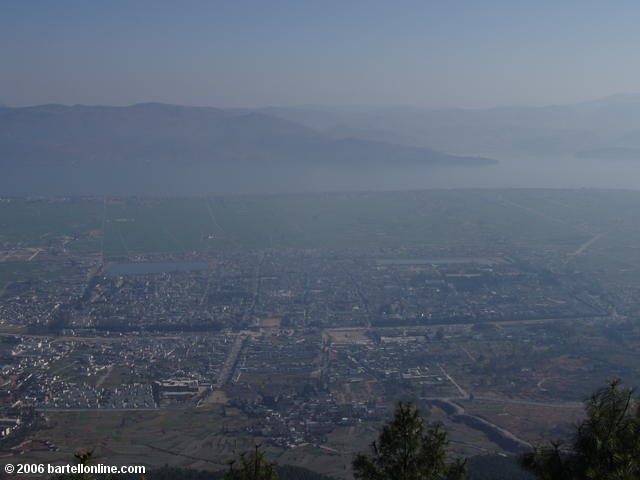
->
[0,189,615,259]
[3,188,640,477]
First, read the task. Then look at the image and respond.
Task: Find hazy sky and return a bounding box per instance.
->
[3,0,640,108]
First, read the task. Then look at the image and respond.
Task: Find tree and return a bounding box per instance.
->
[225,444,278,480]
[71,448,96,480]
[353,402,467,480]
[520,379,640,480]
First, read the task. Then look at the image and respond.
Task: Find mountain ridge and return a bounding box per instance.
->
[0,103,495,195]
[262,94,640,156]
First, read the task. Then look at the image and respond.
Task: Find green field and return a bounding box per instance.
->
[0,198,102,247]
[2,189,640,281]
[97,190,600,257]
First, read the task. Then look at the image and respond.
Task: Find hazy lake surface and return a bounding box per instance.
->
[3,154,640,195]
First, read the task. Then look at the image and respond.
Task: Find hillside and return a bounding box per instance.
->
[0,103,494,195]
[49,457,534,480]
[265,94,640,157]
[575,146,640,161]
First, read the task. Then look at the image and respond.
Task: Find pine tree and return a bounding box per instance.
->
[353,402,467,480]
[520,379,640,480]
[225,444,278,480]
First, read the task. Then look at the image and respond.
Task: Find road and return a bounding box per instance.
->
[438,364,469,399]
[214,334,246,388]
[474,396,583,409]
[571,232,604,256]
[27,248,42,261]
[95,364,114,388]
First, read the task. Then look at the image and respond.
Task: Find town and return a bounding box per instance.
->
[0,191,639,474]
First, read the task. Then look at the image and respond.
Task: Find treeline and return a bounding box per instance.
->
[50,464,336,480]
[467,456,534,480]
[46,379,639,480]
[49,458,532,480]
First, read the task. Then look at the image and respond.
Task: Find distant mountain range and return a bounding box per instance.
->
[575,147,640,161]
[0,103,495,195]
[4,94,640,195]
[264,93,640,157]
[0,103,496,167]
